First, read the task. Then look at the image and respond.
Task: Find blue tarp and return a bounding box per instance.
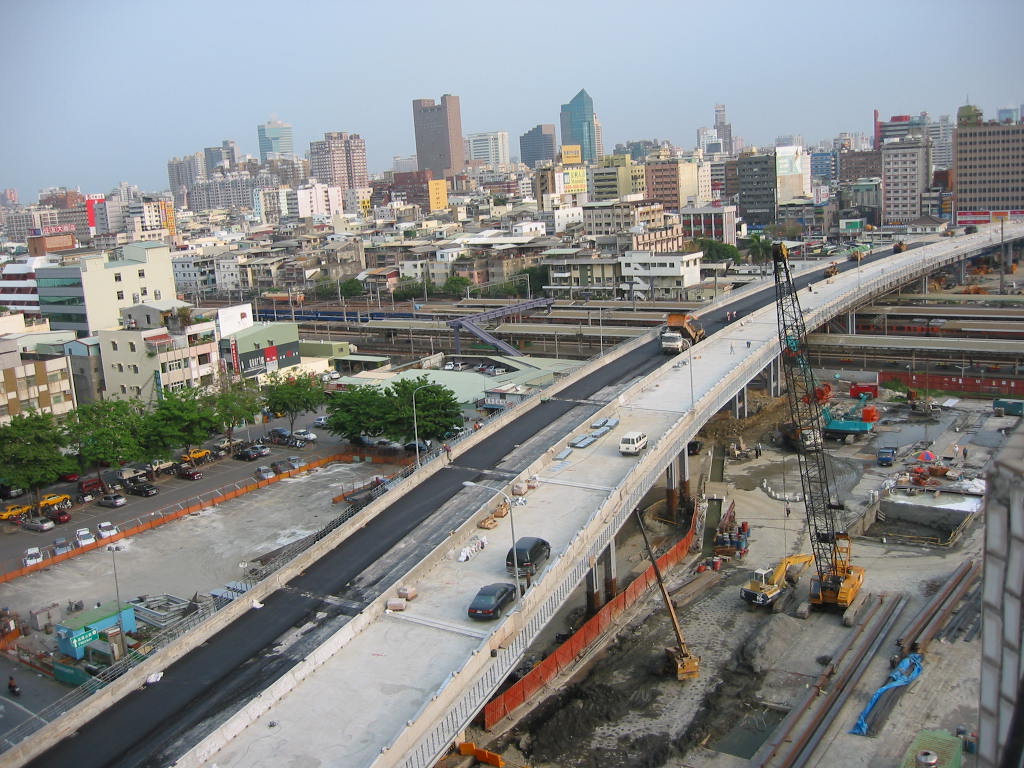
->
[850,653,923,735]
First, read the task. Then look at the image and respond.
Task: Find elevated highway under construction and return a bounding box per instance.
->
[15,223,1024,768]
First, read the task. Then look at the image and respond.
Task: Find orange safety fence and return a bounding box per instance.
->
[484,504,700,729]
[0,454,347,585]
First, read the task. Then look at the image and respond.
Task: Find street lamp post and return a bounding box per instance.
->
[107,545,126,657]
[463,481,522,601]
[411,384,434,468]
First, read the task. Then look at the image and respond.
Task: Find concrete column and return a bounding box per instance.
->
[847,311,856,334]
[732,386,747,418]
[602,542,618,602]
[586,565,602,615]
[921,275,930,294]
[682,449,693,507]
[665,455,680,525]
[769,357,783,398]
[958,261,967,284]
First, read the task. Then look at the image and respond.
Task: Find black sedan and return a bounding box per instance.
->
[467,583,517,621]
[128,482,159,497]
[234,447,261,461]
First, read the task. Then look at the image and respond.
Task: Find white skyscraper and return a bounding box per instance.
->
[465,131,510,166]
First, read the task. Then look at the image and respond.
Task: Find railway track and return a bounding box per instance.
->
[753,559,981,767]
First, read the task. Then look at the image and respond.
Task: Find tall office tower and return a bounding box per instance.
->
[465,131,510,166]
[204,140,238,174]
[560,89,601,164]
[737,153,777,227]
[714,104,733,156]
[926,115,954,169]
[2,189,17,206]
[308,132,368,191]
[954,105,1024,215]
[519,124,557,168]
[412,94,464,179]
[881,136,931,224]
[167,153,207,209]
[257,118,294,165]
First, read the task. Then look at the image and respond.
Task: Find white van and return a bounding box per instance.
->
[619,431,648,456]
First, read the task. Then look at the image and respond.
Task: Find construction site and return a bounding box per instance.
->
[452,245,1011,768]
[458,386,1002,768]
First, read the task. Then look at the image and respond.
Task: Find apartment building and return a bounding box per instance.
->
[0,314,77,424]
[676,204,737,246]
[36,242,177,336]
[588,155,647,201]
[644,157,709,212]
[881,136,931,225]
[737,153,777,228]
[581,199,665,236]
[99,302,219,402]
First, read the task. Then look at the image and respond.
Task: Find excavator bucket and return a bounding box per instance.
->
[667,647,701,680]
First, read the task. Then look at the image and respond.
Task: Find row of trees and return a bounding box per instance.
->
[0,372,327,508]
[323,376,464,445]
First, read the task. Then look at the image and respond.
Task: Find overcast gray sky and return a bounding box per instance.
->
[3,0,1022,199]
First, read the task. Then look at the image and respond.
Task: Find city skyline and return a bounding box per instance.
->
[3,0,1022,198]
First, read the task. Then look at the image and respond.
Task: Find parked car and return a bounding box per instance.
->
[96,521,120,539]
[505,537,551,576]
[404,440,432,453]
[287,456,305,469]
[180,448,211,463]
[39,493,73,512]
[1,504,30,521]
[268,427,291,439]
[253,444,271,457]
[0,484,26,500]
[254,466,275,480]
[178,466,204,481]
[312,416,329,428]
[98,494,127,508]
[58,472,81,482]
[128,482,159,497]
[234,447,261,461]
[292,429,317,442]
[74,528,96,547]
[22,516,56,532]
[467,583,517,620]
[44,508,72,524]
[53,538,73,555]
[23,547,43,567]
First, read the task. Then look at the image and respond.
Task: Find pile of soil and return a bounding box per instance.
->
[697,394,790,448]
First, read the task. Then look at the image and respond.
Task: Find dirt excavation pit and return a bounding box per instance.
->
[500,586,813,768]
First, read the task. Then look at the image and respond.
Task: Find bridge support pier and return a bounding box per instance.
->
[602,542,618,602]
[846,311,856,334]
[958,261,967,285]
[586,567,602,615]
[665,454,680,524]
[768,358,783,398]
[920,275,930,294]
[731,386,748,418]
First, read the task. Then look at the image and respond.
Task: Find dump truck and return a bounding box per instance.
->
[823,262,840,278]
[660,313,705,353]
[876,447,896,466]
[893,241,908,253]
[740,554,815,608]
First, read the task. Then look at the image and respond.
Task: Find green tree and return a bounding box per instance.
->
[63,400,146,488]
[383,377,463,443]
[696,239,742,264]
[393,277,431,301]
[0,412,75,508]
[443,275,472,296]
[324,384,390,443]
[518,266,548,297]
[745,233,773,265]
[338,278,364,299]
[142,388,219,460]
[209,379,263,443]
[262,371,326,434]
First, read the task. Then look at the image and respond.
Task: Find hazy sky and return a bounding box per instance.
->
[3,0,1022,199]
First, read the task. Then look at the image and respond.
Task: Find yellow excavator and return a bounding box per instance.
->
[740,554,814,609]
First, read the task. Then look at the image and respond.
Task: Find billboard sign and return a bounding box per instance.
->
[839,218,865,232]
[41,223,76,235]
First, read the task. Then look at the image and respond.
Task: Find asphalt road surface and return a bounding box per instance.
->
[28,255,864,768]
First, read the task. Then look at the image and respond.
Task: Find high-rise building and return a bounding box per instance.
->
[837,150,882,182]
[775,146,812,204]
[954,106,1024,215]
[737,153,777,227]
[775,134,805,149]
[204,141,237,174]
[644,157,707,211]
[308,132,368,191]
[465,131,510,166]
[167,153,206,209]
[519,124,557,168]
[926,115,954,169]
[392,155,419,174]
[714,104,733,156]
[881,136,931,224]
[560,89,603,164]
[257,119,294,165]
[412,94,465,179]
